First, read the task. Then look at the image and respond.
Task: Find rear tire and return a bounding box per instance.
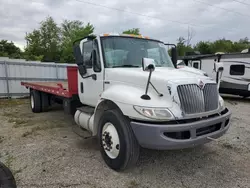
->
[242,95,250,98]
[0,162,16,188]
[63,99,82,115]
[30,90,42,113]
[41,92,50,112]
[98,109,140,171]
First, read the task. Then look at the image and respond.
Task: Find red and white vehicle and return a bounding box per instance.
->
[22,33,231,171]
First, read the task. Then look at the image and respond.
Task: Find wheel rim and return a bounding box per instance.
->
[31,94,34,109]
[102,122,120,159]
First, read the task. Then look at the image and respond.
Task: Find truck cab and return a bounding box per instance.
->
[71,33,231,170]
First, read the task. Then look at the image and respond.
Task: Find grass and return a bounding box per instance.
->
[222,142,234,150]
[2,112,15,117]
[2,111,32,128]
[9,118,28,125]
[0,136,4,143]
[2,152,26,181]
[22,131,33,137]
[4,153,15,170]
[127,180,140,188]
[0,99,29,108]
[22,121,65,137]
[6,117,31,128]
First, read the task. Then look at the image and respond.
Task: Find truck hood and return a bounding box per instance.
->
[105,67,213,87]
[103,67,217,118]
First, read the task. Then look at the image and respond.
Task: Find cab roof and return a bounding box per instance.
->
[73,33,162,45]
[99,33,161,42]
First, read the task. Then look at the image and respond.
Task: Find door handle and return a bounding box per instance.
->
[80,82,84,93]
[92,74,97,80]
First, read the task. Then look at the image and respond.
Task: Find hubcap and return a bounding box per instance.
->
[31,95,34,109]
[102,122,120,159]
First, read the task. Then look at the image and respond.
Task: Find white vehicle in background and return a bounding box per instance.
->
[181,50,250,97]
[22,33,231,171]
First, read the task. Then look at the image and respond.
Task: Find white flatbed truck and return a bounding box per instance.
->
[21,33,231,171]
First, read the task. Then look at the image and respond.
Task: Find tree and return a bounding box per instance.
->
[210,38,233,53]
[232,37,250,52]
[122,28,140,35]
[239,37,249,45]
[25,16,61,62]
[39,16,61,62]
[176,37,193,56]
[60,20,94,63]
[194,41,213,54]
[25,17,95,63]
[25,29,43,60]
[0,40,22,58]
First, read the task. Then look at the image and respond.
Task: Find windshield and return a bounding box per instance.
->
[101,37,174,68]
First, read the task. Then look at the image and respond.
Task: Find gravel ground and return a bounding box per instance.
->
[0,96,250,188]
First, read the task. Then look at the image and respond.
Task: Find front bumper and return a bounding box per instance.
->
[131,108,231,150]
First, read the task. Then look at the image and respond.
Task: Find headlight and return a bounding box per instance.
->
[203,73,208,77]
[219,96,225,110]
[133,106,174,120]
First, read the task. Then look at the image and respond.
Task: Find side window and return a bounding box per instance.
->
[93,40,101,72]
[193,62,199,69]
[192,60,201,69]
[83,41,93,68]
[230,64,245,75]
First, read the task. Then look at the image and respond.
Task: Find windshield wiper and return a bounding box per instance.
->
[112,65,140,68]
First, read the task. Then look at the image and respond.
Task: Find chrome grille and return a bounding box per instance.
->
[204,84,219,111]
[177,83,219,114]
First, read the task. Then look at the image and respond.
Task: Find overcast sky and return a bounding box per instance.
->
[0,0,249,49]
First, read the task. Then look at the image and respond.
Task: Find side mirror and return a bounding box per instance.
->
[78,64,87,75]
[73,44,87,76]
[142,58,155,72]
[214,62,224,72]
[73,45,83,65]
[214,62,224,88]
[171,47,178,68]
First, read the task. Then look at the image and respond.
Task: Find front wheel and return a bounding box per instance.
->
[98,109,140,171]
[0,162,16,188]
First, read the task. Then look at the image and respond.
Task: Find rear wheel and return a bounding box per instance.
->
[63,99,82,115]
[30,90,42,113]
[242,95,250,98]
[41,92,50,112]
[98,109,140,171]
[0,162,16,188]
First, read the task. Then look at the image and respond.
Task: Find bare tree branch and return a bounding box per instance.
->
[186,26,195,46]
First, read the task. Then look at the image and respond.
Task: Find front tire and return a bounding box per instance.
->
[0,162,16,188]
[98,109,140,171]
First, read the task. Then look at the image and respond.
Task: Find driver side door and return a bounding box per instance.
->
[78,39,104,107]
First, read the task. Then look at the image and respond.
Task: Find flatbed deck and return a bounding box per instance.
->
[21,81,75,98]
[21,66,78,98]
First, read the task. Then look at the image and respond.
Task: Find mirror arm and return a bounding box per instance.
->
[141,69,153,100]
[149,82,163,97]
